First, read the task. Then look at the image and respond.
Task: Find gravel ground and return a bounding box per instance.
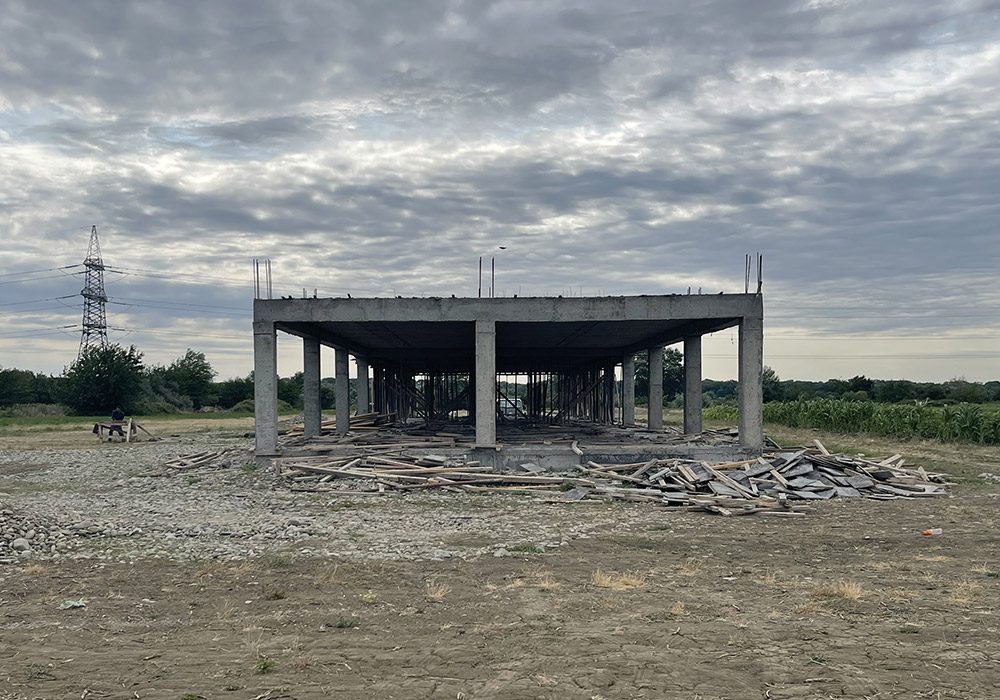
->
[0,430,669,566]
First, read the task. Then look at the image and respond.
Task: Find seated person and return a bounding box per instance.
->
[109,406,126,437]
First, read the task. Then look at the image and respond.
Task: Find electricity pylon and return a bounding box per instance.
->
[78,225,109,356]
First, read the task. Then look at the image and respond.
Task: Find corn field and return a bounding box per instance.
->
[703,399,1000,444]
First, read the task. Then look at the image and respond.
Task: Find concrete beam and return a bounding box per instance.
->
[335,348,350,435]
[256,293,763,325]
[356,356,370,414]
[622,354,635,426]
[683,335,703,435]
[302,336,321,438]
[253,321,278,455]
[475,319,497,446]
[648,346,663,431]
[738,315,764,452]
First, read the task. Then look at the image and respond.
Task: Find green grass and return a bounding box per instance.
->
[255,657,276,674]
[507,543,543,554]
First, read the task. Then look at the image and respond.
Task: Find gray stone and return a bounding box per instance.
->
[11,537,31,552]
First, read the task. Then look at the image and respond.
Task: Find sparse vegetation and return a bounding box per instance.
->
[814,580,863,601]
[507,543,543,554]
[333,616,360,629]
[592,569,647,590]
[426,582,451,601]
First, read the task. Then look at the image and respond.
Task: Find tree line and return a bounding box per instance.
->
[634,349,1000,407]
[2,344,274,416]
[2,343,997,416]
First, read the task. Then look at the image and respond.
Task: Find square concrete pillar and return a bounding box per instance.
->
[604,363,615,423]
[738,316,764,452]
[683,335,703,435]
[648,346,664,431]
[622,354,635,426]
[302,337,321,438]
[253,321,278,455]
[474,319,496,446]
[335,348,350,435]
[356,356,370,414]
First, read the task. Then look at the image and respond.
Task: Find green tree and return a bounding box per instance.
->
[163,349,217,409]
[633,348,684,405]
[60,344,146,415]
[278,372,304,409]
[762,365,782,402]
[0,367,37,407]
[215,373,255,409]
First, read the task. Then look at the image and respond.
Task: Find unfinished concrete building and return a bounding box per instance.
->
[253,294,763,467]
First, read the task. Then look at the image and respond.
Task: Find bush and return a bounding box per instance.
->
[231,399,255,413]
[0,403,69,418]
[133,400,181,415]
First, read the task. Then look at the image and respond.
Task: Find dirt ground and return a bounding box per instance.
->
[2,422,999,699]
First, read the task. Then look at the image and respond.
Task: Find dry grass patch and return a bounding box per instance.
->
[592,569,647,590]
[813,580,863,601]
[915,554,952,562]
[669,601,685,617]
[425,582,451,601]
[947,581,983,605]
[21,564,52,576]
[678,559,705,577]
[753,569,777,586]
[287,654,320,670]
[793,601,829,616]
[217,599,239,621]
[882,588,915,603]
[243,625,265,658]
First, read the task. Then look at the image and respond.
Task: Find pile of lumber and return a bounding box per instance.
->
[275,452,594,495]
[283,412,398,439]
[152,450,234,475]
[273,439,950,515]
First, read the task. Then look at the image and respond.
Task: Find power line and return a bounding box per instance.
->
[0,265,80,278]
[108,297,250,314]
[0,295,79,309]
[0,271,83,286]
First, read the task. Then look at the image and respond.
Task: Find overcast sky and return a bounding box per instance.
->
[2,0,999,383]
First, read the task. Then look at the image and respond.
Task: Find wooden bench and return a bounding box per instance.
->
[92,419,154,442]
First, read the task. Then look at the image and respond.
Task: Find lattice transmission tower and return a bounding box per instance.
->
[78,224,109,356]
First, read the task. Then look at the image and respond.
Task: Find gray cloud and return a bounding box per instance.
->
[1,0,999,380]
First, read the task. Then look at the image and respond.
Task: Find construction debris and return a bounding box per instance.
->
[153,450,235,475]
[273,438,951,516]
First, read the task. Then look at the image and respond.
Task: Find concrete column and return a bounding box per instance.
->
[648,346,663,431]
[622,354,635,426]
[302,336,321,438]
[356,356,370,414]
[683,335,703,435]
[335,348,350,435]
[474,319,496,446]
[604,363,615,423]
[738,316,764,452]
[253,321,278,454]
[424,373,435,423]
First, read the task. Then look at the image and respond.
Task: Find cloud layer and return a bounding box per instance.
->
[2,0,999,381]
